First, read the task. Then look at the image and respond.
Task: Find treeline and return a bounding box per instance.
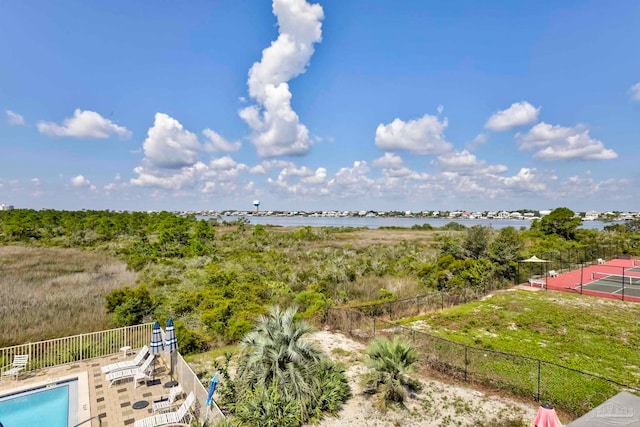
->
[1,208,638,353]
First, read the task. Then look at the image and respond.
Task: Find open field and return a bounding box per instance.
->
[323,228,452,250]
[0,246,136,346]
[401,288,640,386]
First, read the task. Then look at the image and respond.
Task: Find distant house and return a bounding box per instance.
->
[0,203,14,211]
[584,210,599,221]
[497,211,510,219]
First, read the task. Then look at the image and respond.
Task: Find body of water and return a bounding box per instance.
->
[205,215,612,230]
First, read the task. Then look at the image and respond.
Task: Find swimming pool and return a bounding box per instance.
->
[0,378,78,427]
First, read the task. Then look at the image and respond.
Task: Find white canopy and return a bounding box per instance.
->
[521,255,550,263]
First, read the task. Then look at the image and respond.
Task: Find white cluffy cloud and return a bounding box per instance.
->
[631,82,640,101]
[141,113,240,170]
[142,113,201,169]
[38,109,131,139]
[372,152,403,169]
[437,150,508,175]
[5,110,25,125]
[485,101,540,131]
[70,175,96,191]
[239,0,324,157]
[517,122,617,160]
[375,114,452,155]
[132,113,250,193]
[202,129,241,152]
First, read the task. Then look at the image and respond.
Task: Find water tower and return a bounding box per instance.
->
[253,200,260,213]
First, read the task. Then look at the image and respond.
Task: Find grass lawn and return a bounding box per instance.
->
[401,288,640,387]
[392,289,640,415]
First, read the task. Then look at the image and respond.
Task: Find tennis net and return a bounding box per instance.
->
[591,272,640,286]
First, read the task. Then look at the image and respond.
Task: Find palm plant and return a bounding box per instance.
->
[236,306,322,410]
[365,335,419,407]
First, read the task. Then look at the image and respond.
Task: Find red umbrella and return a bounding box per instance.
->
[534,404,563,427]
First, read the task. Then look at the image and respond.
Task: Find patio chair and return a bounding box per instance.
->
[1,354,29,381]
[106,353,155,387]
[549,270,559,277]
[152,384,183,413]
[134,392,195,427]
[101,345,149,374]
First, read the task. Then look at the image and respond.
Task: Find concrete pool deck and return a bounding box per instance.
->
[0,353,178,427]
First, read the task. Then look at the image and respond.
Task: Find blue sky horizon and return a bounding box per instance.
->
[1,0,639,212]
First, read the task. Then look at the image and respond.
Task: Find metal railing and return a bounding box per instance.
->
[326,308,640,417]
[73,414,105,427]
[171,351,224,424]
[0,323,153,373]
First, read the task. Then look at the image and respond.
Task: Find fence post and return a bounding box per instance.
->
[372,318,376,337]
[441,293,445,310]
[537,359,541,402]
[464,346,468,382]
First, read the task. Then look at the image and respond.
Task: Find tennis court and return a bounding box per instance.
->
[575,271,640,298]
[627,260,640,273]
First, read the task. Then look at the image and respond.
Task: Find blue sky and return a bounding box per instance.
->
[1,0,639,212]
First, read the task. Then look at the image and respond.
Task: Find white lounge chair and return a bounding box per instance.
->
[549,270,559,278]
[1,354,29,381]
[134,392,195,427]
[101,345,149,374]
[106,353,155,387]
[152,385,183,413]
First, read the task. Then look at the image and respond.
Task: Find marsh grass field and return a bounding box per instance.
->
[0,246,136,346]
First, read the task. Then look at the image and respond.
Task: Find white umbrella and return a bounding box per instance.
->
[149,321,164,385]
[165,318,178,382]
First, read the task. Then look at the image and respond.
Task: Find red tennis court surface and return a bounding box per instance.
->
[523,258,640,303]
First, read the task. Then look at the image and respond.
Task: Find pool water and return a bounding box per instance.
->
[0,384,69,427]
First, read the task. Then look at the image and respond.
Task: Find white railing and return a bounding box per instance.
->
[0,323,153,372]
[171,351,225,424]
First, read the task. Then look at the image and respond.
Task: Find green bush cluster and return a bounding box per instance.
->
[215,307,350,427]
[2,207,639,354]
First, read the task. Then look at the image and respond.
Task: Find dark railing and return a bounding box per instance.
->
[73,414,105,427]
[326,307,640,418]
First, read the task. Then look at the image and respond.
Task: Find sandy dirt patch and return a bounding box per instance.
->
[309,330,539,427]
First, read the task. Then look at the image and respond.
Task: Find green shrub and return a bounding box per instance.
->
[365,336,420,407]
[175,321,208,354]
[106,285,154,326]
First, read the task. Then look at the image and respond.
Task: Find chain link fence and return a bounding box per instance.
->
[517,243,624,284]
[352,287,496,321]
[326,308,638,418]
